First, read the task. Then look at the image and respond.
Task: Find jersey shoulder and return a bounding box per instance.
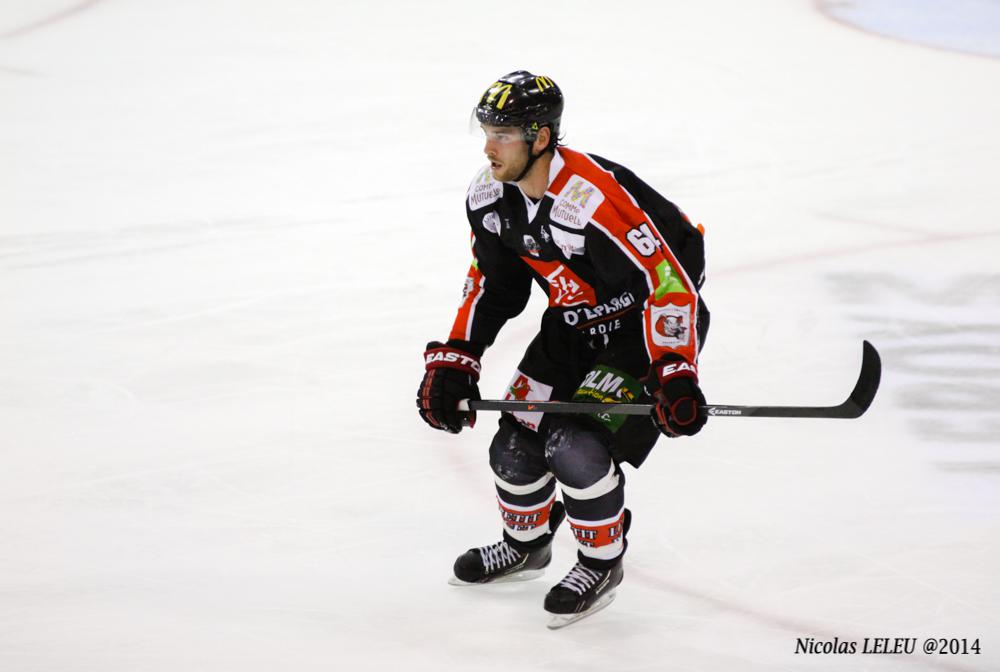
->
[574,151,706,290]
[466,163,504,212]
[555,148,688,225]
[547,147,633,230]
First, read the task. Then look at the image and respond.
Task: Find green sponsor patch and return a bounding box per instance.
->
[653,259,688,300]
[572,365,643,432]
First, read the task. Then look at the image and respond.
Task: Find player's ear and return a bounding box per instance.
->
[533,126,551,153]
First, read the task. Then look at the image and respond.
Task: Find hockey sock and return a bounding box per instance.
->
[559,463,627,567]
[494,473,558,547]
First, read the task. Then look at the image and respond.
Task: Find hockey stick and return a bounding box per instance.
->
[459,341,881,420]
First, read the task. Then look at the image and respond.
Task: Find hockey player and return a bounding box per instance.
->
[416,71,710,628]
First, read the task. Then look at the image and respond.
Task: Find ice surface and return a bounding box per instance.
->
[1,1,998,670]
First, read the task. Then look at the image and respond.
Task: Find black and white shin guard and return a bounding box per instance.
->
[545,419,626,568]
[489,418,559,547]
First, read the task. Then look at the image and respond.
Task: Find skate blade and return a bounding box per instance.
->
[448,569,545,586]
[546,590,617,630]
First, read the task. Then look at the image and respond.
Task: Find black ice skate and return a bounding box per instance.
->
[543,559,624,629]
[449,501,566,586]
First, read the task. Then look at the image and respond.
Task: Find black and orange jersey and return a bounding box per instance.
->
[449,146,707,366]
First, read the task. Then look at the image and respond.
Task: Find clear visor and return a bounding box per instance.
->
[468,109,526,144]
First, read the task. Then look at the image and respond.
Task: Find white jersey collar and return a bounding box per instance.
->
[513,148,564,222]
[547,147,565,188]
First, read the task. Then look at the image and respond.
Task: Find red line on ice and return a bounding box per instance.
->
[1,0,105,39]
[630,567,980,672]
[714,228,1000,278]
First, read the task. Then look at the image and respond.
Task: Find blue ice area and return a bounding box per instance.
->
[824,0,1000,58]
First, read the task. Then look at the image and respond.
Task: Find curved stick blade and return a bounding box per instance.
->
[843,340,881,418]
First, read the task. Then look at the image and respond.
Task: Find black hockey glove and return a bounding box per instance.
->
[417,341,482,434]
[647,356,707,437]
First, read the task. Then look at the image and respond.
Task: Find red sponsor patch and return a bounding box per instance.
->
[502,369,553,432]
[519,258,597,307]
[497,498,553,533]
[508,374,532,401]
[569,512,625,548]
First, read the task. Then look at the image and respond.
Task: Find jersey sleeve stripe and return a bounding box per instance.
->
[449,264,486,342]
[558,147,701,363]
[577,151,698,294]
[560,150,691,292]
[588,219,693,362]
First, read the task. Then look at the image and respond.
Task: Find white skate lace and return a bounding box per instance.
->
[479,542,522,572]
[558,563,603,595]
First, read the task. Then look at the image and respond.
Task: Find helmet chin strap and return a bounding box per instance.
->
[513,130,556,183]
[512,143,542,183]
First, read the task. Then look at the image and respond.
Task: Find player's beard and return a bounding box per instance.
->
[489,148,529,183]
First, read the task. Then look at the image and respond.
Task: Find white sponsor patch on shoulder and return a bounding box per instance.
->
[482,211,501,234]
[549,176,604,230]
[650,303,691,348]
[503,369,554,432]
[468,166,503,210]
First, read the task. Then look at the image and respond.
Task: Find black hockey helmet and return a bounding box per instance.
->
[474,70,563,145]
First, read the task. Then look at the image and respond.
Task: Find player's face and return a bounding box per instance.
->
[481,125,529,182]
